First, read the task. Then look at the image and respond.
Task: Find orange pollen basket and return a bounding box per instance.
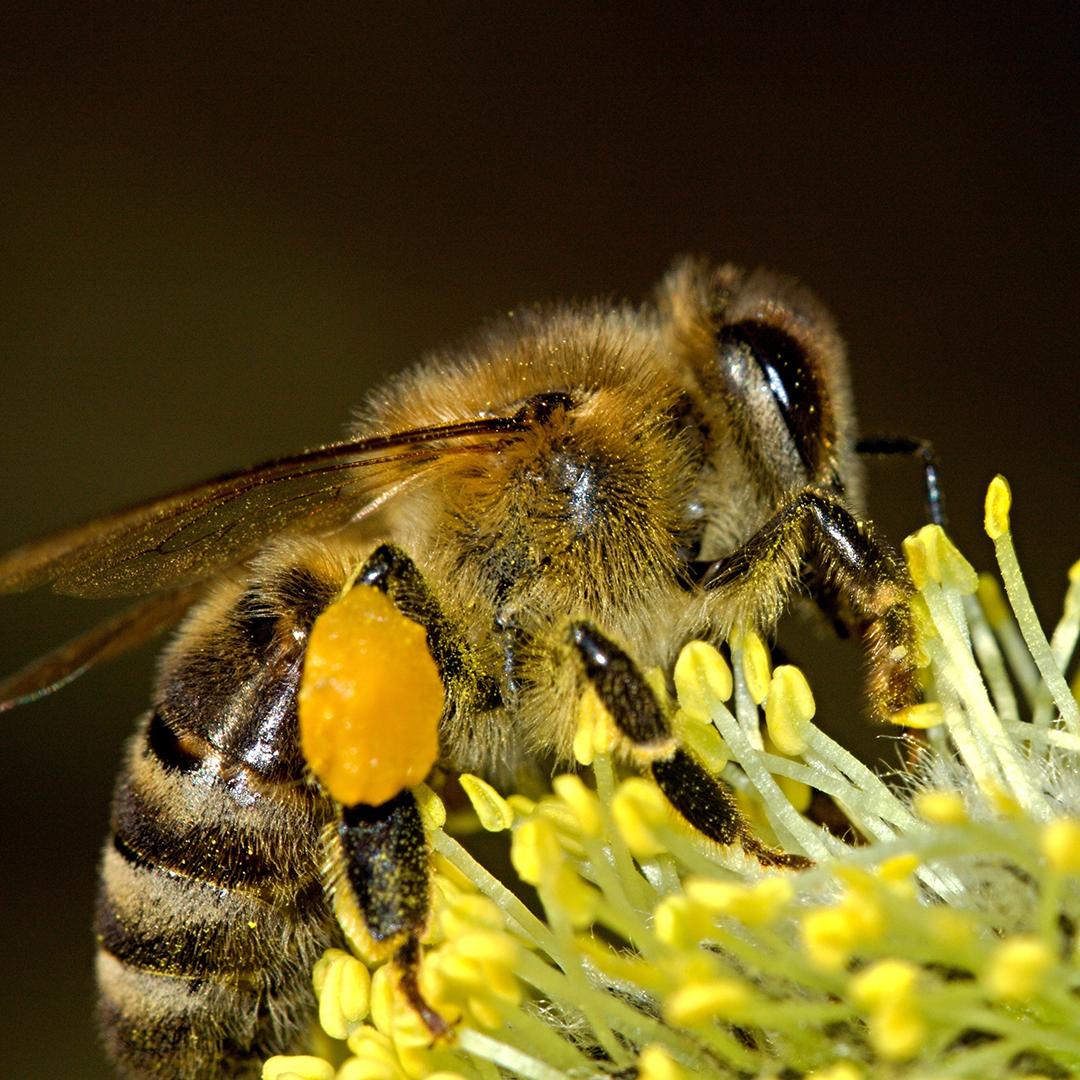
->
[298,584,444,806]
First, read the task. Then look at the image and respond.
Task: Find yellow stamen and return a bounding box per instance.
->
[610,777,670,859]
[663,978,751,1026]
[674,640,733,717]
[984,474,1012,540]
[637,1043,691,1080]
[458,774,514,832]
[741,630,772,705]
[261,1055,336,1080]
[312,949,371,1040]
[552,773,603,836]
[764,665,814,755]
[850,959,918,1008]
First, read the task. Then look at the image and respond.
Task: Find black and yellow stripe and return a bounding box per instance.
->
[95,556,345,1079]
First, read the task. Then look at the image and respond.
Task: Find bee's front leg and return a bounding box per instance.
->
[698,488,920,722]
[855,433,946,528]
[569,623,810,869]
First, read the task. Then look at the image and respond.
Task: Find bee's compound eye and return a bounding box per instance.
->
[718,319,826,476]
[299,585,444,806]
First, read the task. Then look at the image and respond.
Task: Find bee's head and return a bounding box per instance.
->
[658,257,864,514]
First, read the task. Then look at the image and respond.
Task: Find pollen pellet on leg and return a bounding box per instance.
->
[299,584,444,807]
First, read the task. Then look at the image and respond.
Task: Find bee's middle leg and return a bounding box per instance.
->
[569,623,810,869]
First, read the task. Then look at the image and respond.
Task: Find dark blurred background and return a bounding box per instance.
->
[1,5,1076,1076]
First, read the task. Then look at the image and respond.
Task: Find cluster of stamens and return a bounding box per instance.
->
[265,476,1080,1080]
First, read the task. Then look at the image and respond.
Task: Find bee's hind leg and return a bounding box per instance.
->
[330,791,450,1037]
[569,623,811,870]
[319,542,497,1040]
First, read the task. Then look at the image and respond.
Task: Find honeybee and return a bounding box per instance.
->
[1,258,930,1078]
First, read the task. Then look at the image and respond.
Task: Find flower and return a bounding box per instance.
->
[272,477,1080,1079]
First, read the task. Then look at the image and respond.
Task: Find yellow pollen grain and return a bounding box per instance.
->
[740,630,772,705]
[764,665,814,755]
[673,640,733,718]
[1042,818,1080,874]
[984,475,1012,540]
[984,935,1054,1001]
[458,774,514,832]
[913,789,967,824]
[299,585,443,807]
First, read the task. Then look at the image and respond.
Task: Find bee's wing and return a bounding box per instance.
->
[0,414,524,598]
[0,584,207,711]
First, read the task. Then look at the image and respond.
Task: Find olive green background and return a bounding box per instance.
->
[1,6,1076,1077]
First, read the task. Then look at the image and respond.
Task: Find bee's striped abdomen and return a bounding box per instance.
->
[95,559,344,1079]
